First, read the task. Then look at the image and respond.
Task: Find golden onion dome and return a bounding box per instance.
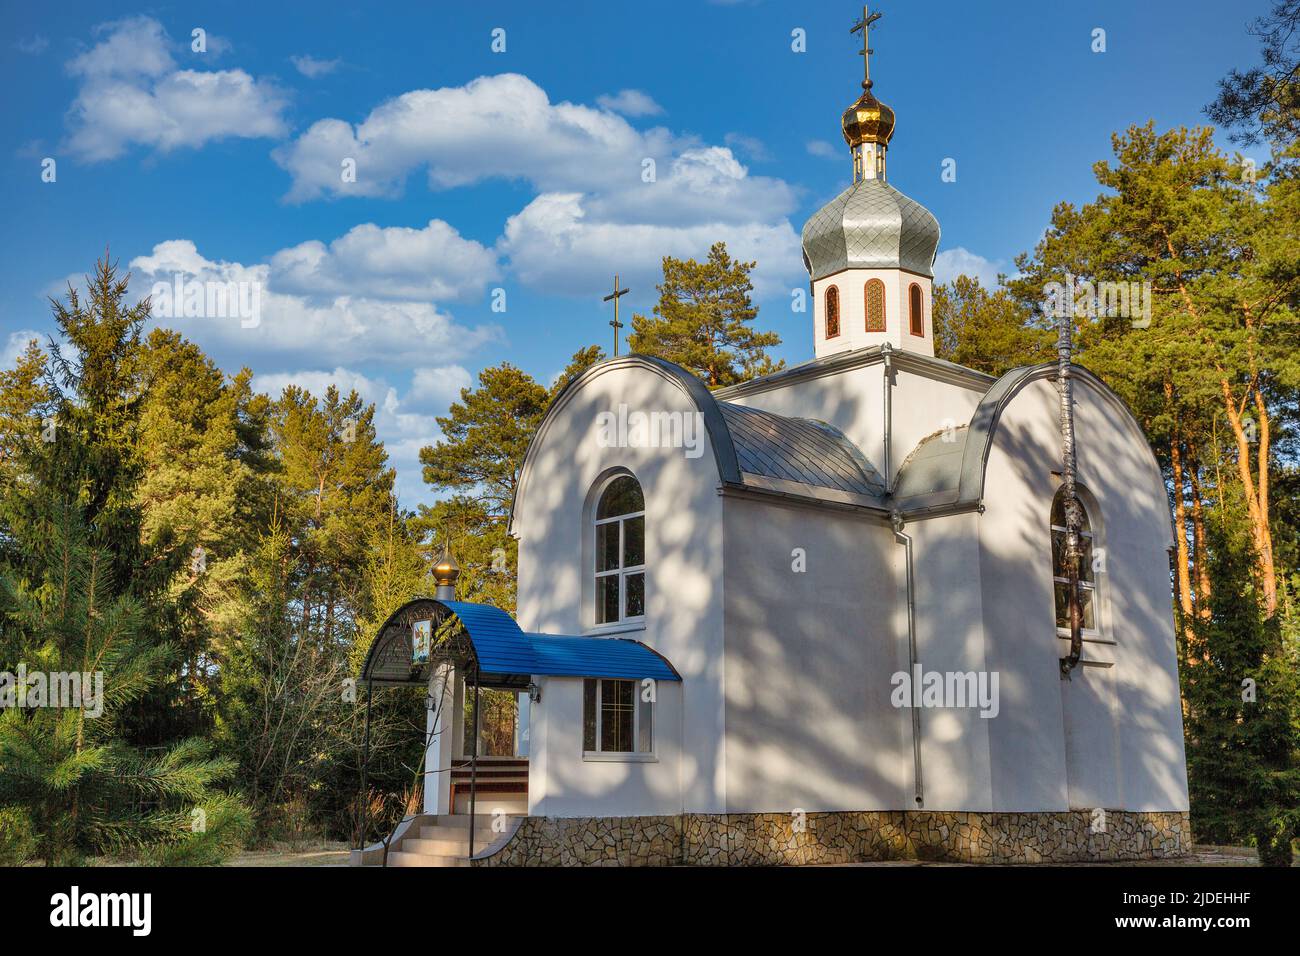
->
[431,545,460,588]
[842,82,896,149]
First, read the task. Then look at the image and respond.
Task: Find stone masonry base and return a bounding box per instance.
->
[472,809,1190,866]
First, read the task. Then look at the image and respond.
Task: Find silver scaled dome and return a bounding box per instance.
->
[801,178,941,281]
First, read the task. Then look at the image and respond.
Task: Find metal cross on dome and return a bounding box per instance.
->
[850,4,883,88]
[603,273,630,355]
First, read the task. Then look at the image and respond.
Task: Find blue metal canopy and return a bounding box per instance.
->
[527,633,679,682]
[435,600,680,682]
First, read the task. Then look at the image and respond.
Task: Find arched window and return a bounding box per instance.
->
[865,279,886,332]
[825,285,841,338]
[909,283,924,336]
[1051,489,1097,634]
[594,474,645,625]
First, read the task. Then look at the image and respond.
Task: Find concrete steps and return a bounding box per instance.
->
[419,824,497,842]
[387,850,470,868]
[364,814,510,867]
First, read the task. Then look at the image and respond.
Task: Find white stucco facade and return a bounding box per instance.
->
[509,350,1190,820]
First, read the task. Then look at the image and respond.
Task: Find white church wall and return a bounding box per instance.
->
[719,495,910,812]
[527,676,683,817]
[513,361,726,816]
[905,510,995,810]
[725,365,982,489]
[977,375,1188,813]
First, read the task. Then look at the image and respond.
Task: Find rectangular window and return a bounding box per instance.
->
[1052,527,1098,633]
[594,506,646,626]
[582,678,653,756]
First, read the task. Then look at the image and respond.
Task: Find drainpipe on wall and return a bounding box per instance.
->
[882,342,895,494]
[1056,281,1086,680]
[892,511,924,807]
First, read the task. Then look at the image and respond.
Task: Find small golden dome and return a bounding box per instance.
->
[841,83,896,149]
[432,545,460,588]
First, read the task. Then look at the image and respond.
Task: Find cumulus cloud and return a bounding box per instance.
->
[128,232,501,370]
[933,247,1006,289]
[268,219,500,302]
[500,192,800,298]
[273,73,805,295]
[64,16,288,162]
[596,89,663,117]
[274,73,671,201]
[406,365,474,411]
[291,54,340,78]
[270,73,797,223]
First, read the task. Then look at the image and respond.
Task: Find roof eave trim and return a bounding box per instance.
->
[509,354,741,535]
[714,346,994,400]
[953,362,1167,512]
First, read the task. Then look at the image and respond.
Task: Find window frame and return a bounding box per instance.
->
[865,278,887,332]
[909,282,924,337]
[593,475,646,629]
[825,284,841,338]
[582,677,656,762]
[1050,495,1101,640]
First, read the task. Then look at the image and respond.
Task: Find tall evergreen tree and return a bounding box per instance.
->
[931,275,1053,376]
[629,241,784,387]
[1183,506,1300,865]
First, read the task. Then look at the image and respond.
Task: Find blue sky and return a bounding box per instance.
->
[0,0,1273,507]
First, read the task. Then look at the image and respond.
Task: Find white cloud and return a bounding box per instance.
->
[128,236,502,370]
[291,54,340,78]
[271,73,793,221]
[933,247,1006,289]
[273,73,805,296]
[67,16,174,80]
[252,366,387,405]
[3,330,43,368]
[806,139,840,159]
[269,219,500,302]
[500,192,800,298]
[406,365,473,411]
[64,16,288,162]
[596,89,663,117]
[274,73,670,201]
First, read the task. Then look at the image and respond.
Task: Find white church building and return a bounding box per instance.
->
[355,25,1189,867]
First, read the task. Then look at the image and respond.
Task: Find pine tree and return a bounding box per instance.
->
[271,385,395,648]
[0,502,251,864]
[629,241,784,387]
[931,275,1053,376]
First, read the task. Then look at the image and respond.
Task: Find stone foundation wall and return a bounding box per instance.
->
[472,809,1189,866]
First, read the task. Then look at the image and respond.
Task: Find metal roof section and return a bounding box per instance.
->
[527,633,680,682]
[359,597,681,683]
[442,600,681,681]
[801,177,942,281]
[513,353,1154,524]
[890,426,968,513]
[719,402,886,507]
[889,362,1164,520]
[438,600,542,676]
